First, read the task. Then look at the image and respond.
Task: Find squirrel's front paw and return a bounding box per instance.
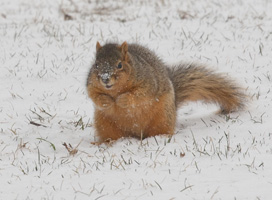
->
[96,95,114,109]
[116,93,133,108]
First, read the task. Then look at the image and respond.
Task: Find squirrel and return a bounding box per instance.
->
[86,42,246,143]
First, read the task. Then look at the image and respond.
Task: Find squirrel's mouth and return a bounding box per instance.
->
[105,84,113,89]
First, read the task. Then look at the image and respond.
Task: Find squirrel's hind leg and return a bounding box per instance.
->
[145,93,176,138]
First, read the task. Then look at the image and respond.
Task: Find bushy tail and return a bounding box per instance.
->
[168,63,246,114]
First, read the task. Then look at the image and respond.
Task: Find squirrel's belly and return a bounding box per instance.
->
[116,107,151,127]
[104,103,154,134]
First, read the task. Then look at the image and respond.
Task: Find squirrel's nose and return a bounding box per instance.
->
[100,73,111,84]
[101,78,110,84]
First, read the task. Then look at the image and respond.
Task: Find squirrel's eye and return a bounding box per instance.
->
[117,62,122,69]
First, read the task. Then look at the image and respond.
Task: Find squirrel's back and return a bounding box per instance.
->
[126,43,172,95]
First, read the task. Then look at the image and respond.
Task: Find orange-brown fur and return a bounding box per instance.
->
[167,64,246,114]
[87,42,246,143]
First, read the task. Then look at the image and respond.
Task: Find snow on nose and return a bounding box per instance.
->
[100,72,111,84]
[100,72,110,80]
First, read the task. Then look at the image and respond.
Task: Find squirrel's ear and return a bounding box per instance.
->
[96,42,102,51]
[120,42,129,61]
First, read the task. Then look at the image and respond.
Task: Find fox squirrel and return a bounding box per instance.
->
[87,42,246,143]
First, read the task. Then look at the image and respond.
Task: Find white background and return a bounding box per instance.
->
[0,0,272,199]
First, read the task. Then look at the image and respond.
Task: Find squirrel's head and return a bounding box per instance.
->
[88,41,132,92]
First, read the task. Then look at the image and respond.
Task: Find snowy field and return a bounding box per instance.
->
[1,0,272,199]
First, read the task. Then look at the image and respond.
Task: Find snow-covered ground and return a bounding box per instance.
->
[1,0,272,199]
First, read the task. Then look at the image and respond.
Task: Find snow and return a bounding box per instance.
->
[1,0,272,199]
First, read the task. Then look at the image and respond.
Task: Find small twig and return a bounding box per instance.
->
[37,138,56,151]
[180,185,194,193]
[154,181,162,190]
[63,139,82,156]
[30,121,47,128]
